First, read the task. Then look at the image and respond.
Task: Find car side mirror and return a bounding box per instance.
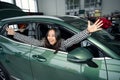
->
[67,47,98,68]
[67,47,93,63]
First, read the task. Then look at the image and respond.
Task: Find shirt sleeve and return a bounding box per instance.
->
[63,29,90,49]
[14,32,44,46]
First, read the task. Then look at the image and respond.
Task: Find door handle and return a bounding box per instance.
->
[32,55,47,62]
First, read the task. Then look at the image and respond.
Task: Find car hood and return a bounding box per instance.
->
[0,2,27,20]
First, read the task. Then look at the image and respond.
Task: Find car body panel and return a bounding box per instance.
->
[0,35,33,80]
[30,46,89,80]
[87,37,120,59]
[106,59,120,80]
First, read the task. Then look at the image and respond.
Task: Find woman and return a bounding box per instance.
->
[6,19,103,52]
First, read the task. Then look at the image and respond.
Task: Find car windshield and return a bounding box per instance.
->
[65,18,120,56]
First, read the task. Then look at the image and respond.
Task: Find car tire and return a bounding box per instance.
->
[0,64,11,80]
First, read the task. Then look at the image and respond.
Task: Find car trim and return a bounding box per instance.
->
[93,57,112,60]
[11,75,21,80]
[0,35,31,47]
[1,15,64,22]
[0,35,68,54]
[31,44,68,54]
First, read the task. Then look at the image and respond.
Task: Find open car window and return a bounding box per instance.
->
[3,21,108,57]
[1,21,115,57]
[2,22,74,51]
[4,23,29,40]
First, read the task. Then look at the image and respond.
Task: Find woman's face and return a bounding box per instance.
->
[47,29,57,45]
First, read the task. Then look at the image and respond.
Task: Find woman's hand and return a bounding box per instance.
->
[6,27,16,35]
[87,19,103,33]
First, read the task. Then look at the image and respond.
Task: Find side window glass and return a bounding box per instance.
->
[4,22,42,39]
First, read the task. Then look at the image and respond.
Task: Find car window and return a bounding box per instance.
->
[4,23,29,40]
[4,21,108,56]
[2,22,74,51]
[81,40,109,58]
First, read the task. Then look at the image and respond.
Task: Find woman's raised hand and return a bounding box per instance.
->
[6,27,15,35]
[87,19,103,33]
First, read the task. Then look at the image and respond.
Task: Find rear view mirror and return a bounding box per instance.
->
[67,47,98,68]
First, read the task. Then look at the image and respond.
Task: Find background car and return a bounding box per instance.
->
[0,15,120,80]
[0,2,27,20]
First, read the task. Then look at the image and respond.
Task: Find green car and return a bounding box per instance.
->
[0,15,120,80]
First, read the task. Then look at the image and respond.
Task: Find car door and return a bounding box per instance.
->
[0,23,33,80]
[30,46,89,80]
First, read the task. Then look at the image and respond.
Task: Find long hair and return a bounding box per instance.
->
[44,28,62,53]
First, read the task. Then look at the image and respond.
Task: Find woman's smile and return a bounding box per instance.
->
[47,30,57,45]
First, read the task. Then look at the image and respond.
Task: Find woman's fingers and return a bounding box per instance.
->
[94,19,100,25]
[96,21,103,27]
[88,21,91,26]
[6,27,15,35]
[97,23,103,28]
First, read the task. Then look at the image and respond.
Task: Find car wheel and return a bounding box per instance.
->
[0,64,10,80]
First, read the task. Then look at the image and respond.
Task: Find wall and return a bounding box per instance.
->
[102,0,120,16]
[37,0,65,15]
[37,0,120,16]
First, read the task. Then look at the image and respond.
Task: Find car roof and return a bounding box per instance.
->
[1,15,66,22]
[56,15,88,22]
[1,15,87,23]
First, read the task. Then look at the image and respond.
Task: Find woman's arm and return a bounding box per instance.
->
[6,27,44,46]
[63,19,103,49]
[63,29,89,48]
[14,32,44,46]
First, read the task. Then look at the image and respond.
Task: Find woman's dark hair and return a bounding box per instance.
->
[44,27,62,53]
